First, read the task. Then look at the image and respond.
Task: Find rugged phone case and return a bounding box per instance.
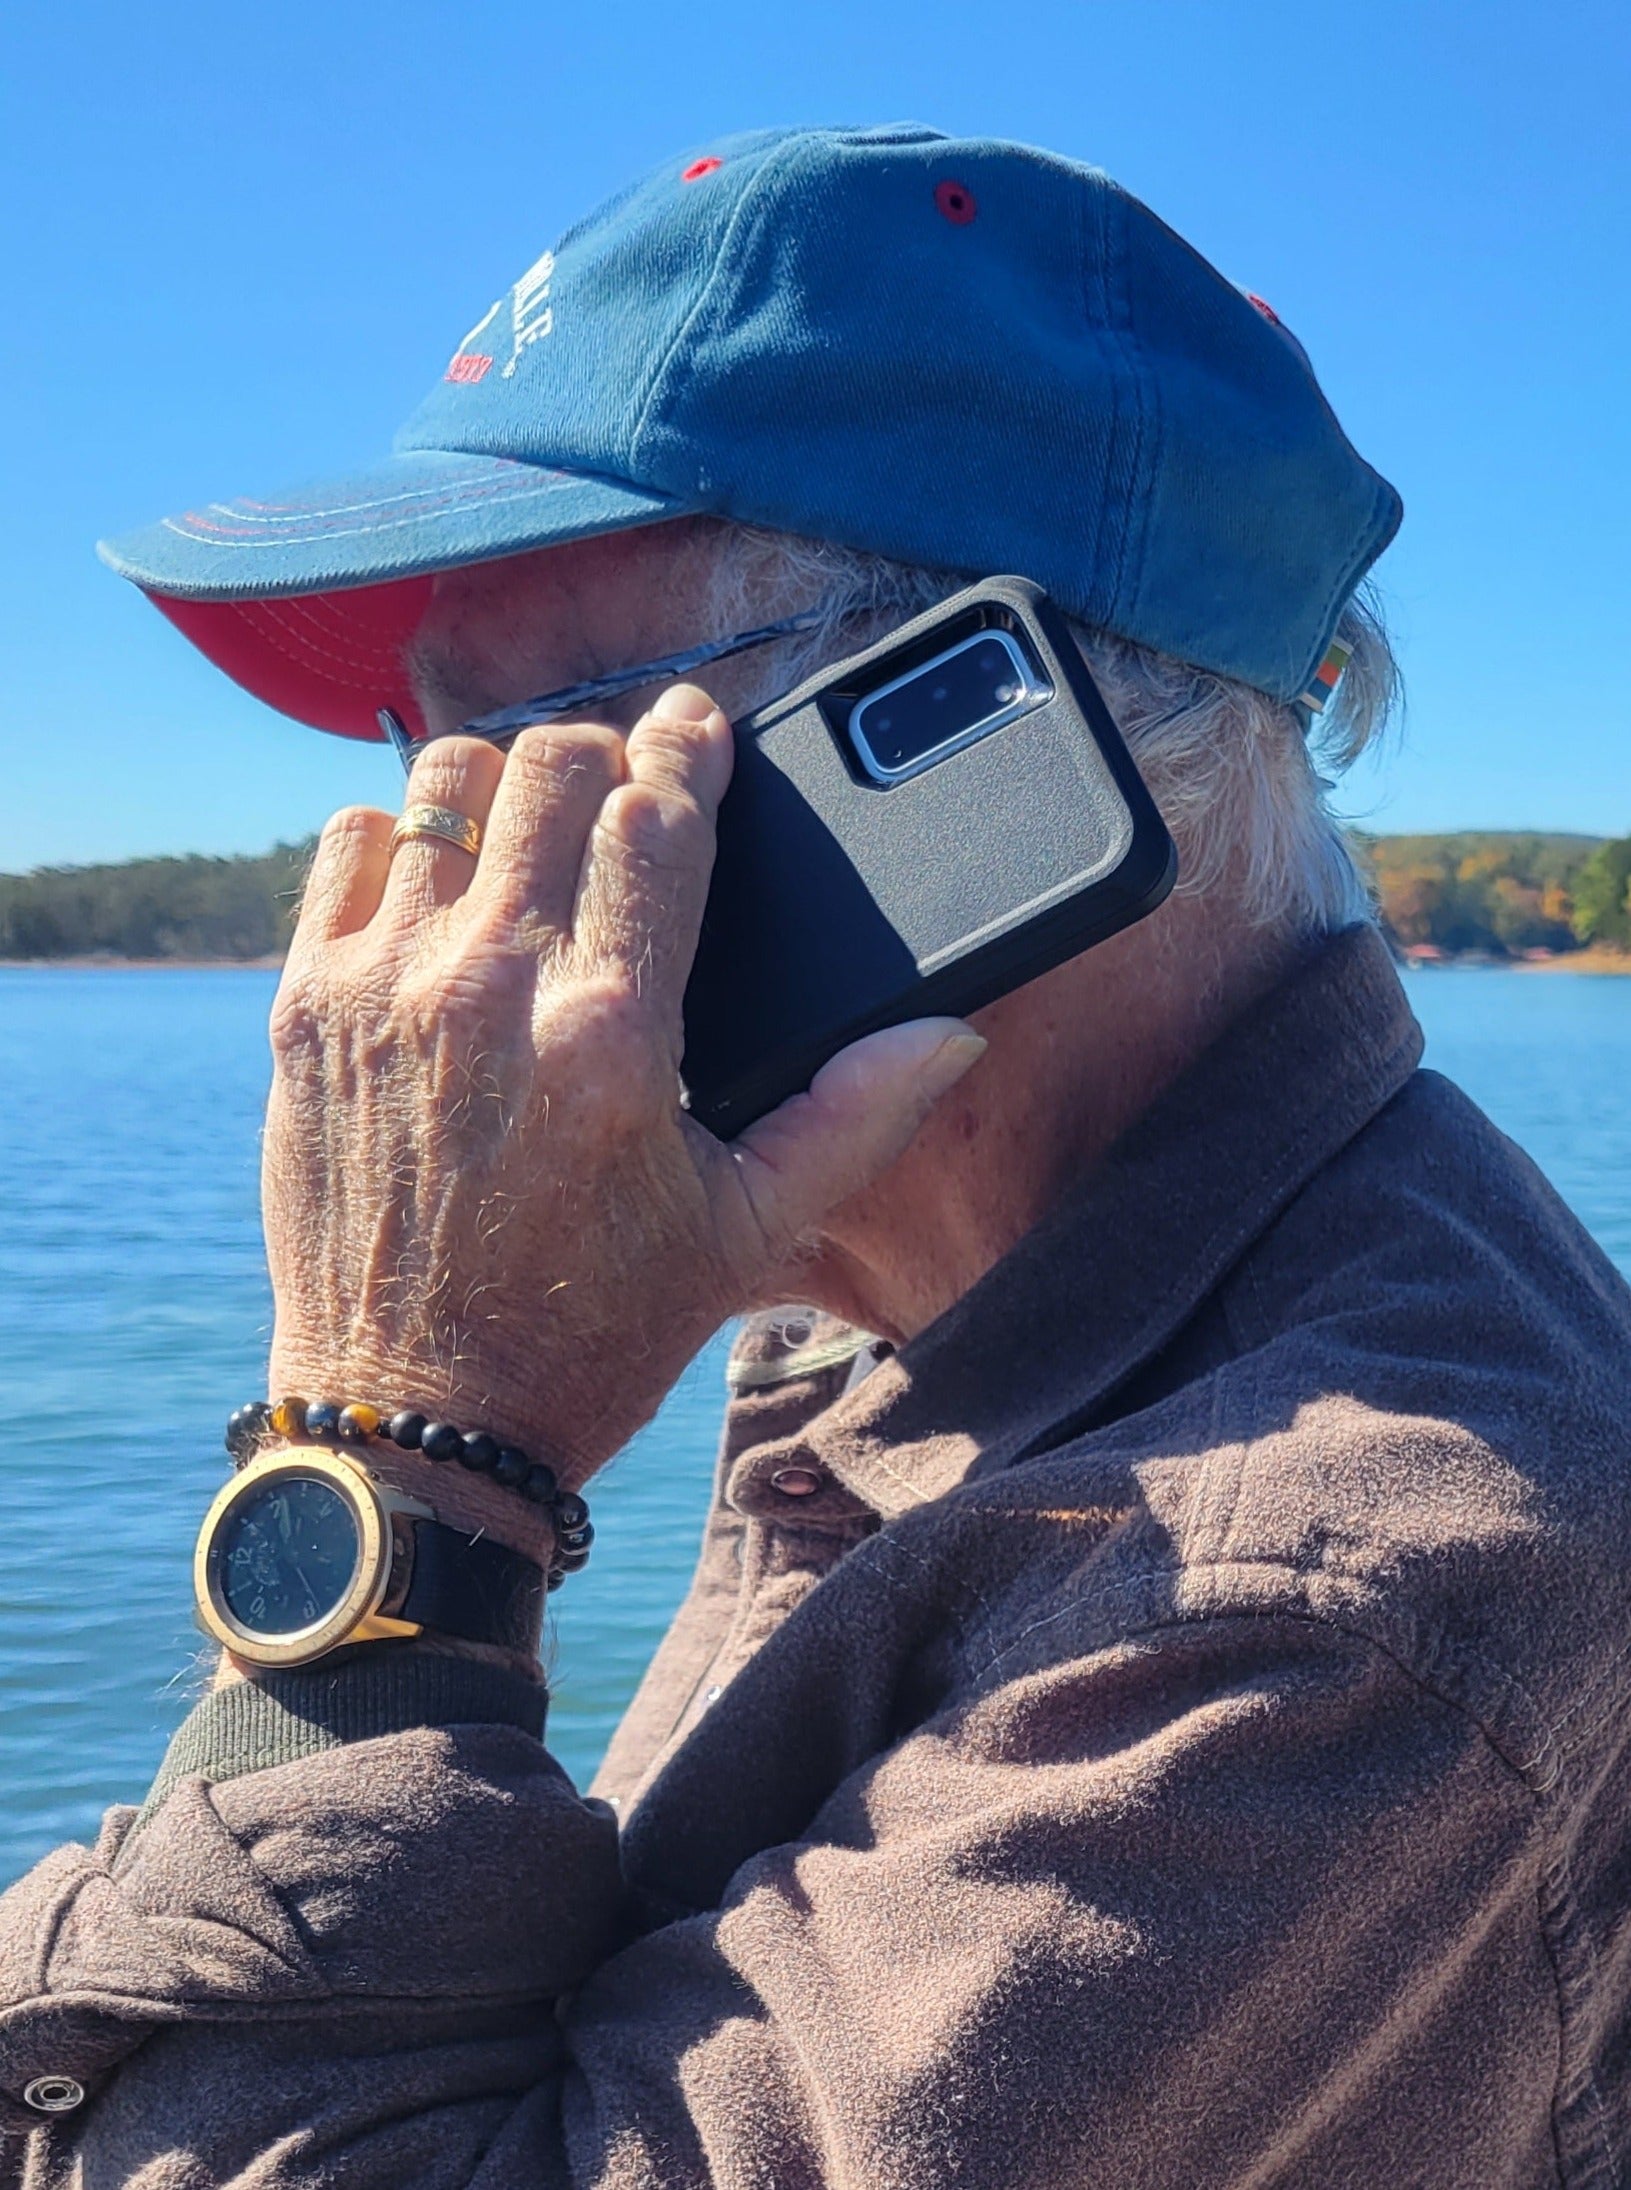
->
[681,576,1177,1139]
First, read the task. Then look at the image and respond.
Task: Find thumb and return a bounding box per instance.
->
[728,1018,987,1252]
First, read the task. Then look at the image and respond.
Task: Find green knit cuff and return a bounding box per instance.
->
[136,1650,548,1830]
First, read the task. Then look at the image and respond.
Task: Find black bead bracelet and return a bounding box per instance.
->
[224,1398,593,1592]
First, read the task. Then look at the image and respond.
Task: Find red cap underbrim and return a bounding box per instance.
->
[149,576,436,742]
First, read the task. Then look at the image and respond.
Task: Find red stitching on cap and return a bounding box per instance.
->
[934,179,977,225]
[682,156,723,183]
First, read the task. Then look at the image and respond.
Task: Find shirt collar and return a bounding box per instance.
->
[726,923,1423,1522]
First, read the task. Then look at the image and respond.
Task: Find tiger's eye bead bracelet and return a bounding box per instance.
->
[224,1399,593,1591]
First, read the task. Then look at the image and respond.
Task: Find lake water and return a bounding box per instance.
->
[2,962,1629,1886]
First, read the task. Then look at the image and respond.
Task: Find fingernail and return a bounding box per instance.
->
[652,682,717,724]
[918,1032,988,1099]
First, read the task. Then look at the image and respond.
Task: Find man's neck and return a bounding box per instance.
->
[772,900,1306,1344]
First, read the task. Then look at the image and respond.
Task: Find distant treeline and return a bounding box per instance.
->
[6,831,1631,963]
[0,843,313,961]
[1359,832,1631,957]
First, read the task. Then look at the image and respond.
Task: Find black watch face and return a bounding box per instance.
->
[217,1474,362,1634]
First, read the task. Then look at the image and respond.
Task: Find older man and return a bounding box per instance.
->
[3,126,1628,2188]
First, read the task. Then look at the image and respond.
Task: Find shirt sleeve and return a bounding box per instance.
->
[0,1615,1553,2189]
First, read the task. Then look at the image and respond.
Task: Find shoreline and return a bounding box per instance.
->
[0,955,286,971]
[7,947,1631,977]
[1403,947,1631,977]
[1517,946,1631,975]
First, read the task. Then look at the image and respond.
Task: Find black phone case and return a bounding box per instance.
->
[681,576,1177,1139]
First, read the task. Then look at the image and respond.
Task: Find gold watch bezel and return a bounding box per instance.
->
[194,1448,431,1668]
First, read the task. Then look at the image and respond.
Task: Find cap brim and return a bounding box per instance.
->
[97,449,694,741]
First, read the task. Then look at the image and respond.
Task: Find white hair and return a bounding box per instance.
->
[704,525,1398,937]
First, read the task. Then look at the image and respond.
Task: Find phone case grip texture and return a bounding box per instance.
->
[682,578,1176,1138]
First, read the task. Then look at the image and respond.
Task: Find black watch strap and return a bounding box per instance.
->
[399,1520,545,1654]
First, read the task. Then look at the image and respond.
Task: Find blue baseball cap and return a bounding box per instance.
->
[99,122,1401,741]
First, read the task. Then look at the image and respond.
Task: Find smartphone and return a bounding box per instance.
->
[681,576,1176,1139]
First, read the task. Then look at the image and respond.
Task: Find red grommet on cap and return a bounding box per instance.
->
[682,156,724,183]
[934,179,977,225]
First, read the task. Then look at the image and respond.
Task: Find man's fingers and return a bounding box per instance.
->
[570,685,730,1003]
[293,806,394,946]
[729,1020,988,1249]
[622,682,734,812]
[380,737,507,924]
[472,721,627,937]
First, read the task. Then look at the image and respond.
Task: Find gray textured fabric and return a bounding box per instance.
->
[2,924,1628,2188]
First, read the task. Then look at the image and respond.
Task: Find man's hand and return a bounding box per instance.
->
[262,685,985,1488]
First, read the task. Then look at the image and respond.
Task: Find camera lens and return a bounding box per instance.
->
[850,630,1040,780]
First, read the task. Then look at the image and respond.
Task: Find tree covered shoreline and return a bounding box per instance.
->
[1358,832,1631,961]
[4,831,1631,965]
[0,844,312,963]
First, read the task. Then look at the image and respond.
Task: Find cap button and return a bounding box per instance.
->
[23,2074,85,2113]
[771,1466,823,1498]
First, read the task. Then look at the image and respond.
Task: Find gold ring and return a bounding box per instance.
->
[390,804,483,859]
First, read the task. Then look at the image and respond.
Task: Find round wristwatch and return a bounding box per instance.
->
[194,1447,545,1667]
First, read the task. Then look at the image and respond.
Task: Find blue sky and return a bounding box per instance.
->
[3,0,1627,867]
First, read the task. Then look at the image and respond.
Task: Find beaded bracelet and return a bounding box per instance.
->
[224,1398,593,1592]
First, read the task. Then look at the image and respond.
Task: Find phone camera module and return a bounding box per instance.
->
[849,630,1045,784]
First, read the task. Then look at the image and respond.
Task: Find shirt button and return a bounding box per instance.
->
[771,1466,823,1497]
[23,2074,85,2113]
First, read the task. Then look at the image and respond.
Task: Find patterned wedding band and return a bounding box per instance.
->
[389,804,483,860]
